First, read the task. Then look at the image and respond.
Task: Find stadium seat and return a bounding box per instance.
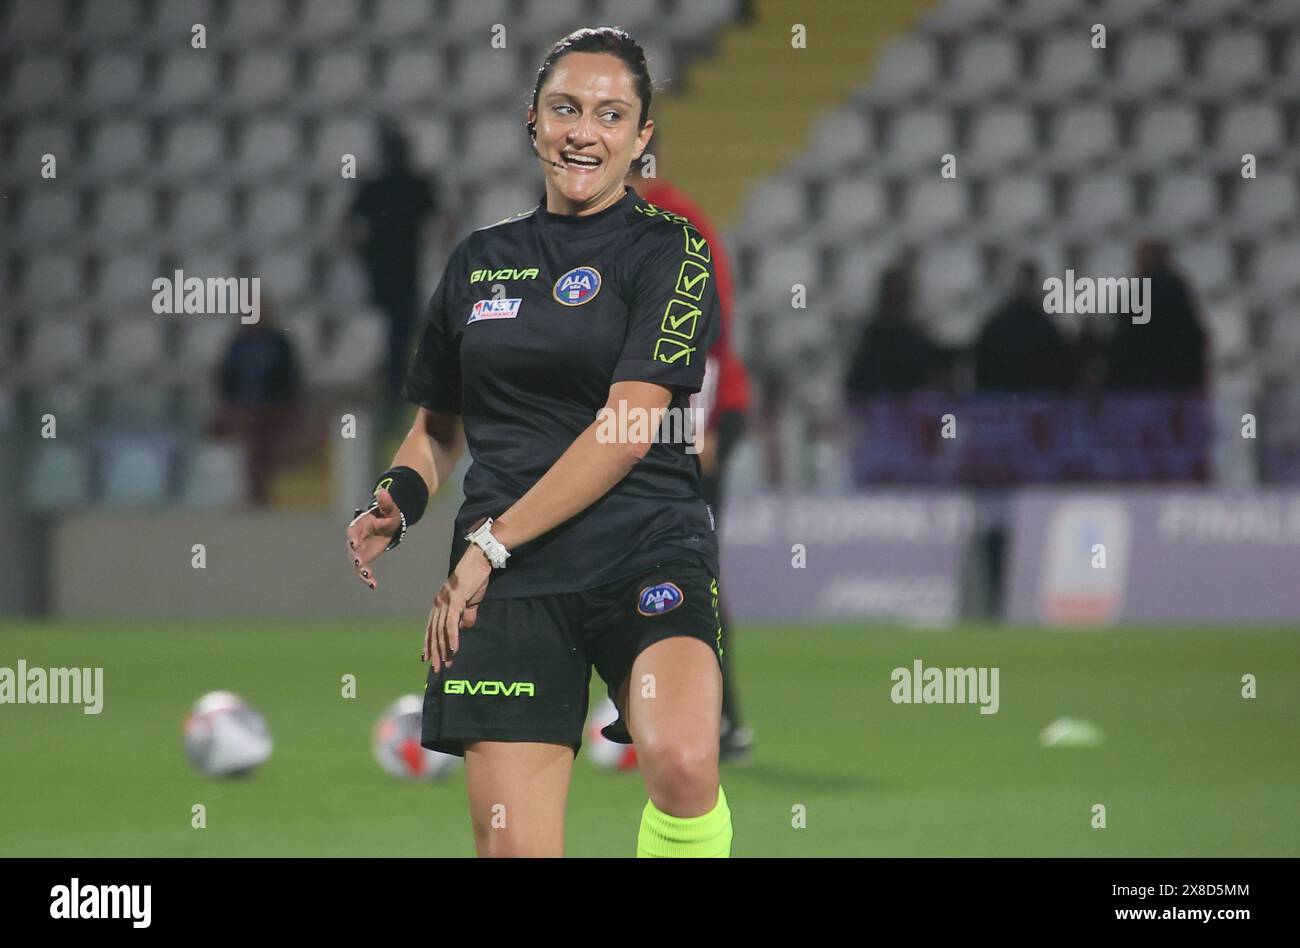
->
[456,50,521,108]
[101,385,177,431]
[22,382,97,434]
[224,0,290,41]
[1168,0,1251,28]
[1147,172,1218,231]
[899,178,970,239]
[1025,32,1103,103]
[257,249,313,303]
[1197,30,1269,95]
[882,106,956,174]
[23,321,89,381]
[173,319,240,378]
[100,438,174,506]
[92,187,157,245]
[97,252,159,311]
[1229,172,1299,234]
[471,183,545,229]
[966,106,1036,173]
[945,35,1020,103]
[736,178,807,240]
[81,54,147,111]
[516,0,587,41]
[228,49,295,109]
[591,0,659,36]
[663,0,739,42]
[1094,0,1165,27]
[1251,233,1300,300]
[859,36,937,104]
[15,123,75,175]
[18,191,79,243]
[982,175,1052,233]
[154,52,221,112]
[8,54,70,113]
[315,116,378,177]
[747,244,820,310]
[463,116,529,178]
[1,0,68,45]
[315,313,386,388]
[1044,105,1119,172]
[150,0,215,42]
[283,312,327,382]
[915,244,982,314]
[159,119,225,179]
[828,241,894,317]
[77,0,147,44]
[295,0,364,43]
[1213,103,1285,166]
[1062,171,1135,236]
[304,49,370,107]
[1203,298,1250,365]
[1129,104,1201,170]
[1080,241,1135,279]
[180,441,249,508]
[86,120,151,179]
[368,0,436,41]
[169,186,234,244]
[1177,239,1234,298]
[441,0,514,42]
[1111,31,1186,100]
[233,117,300,176]
[379,47,445,108]
[816,179,888,244]
[24,442,91,510]
[790,107,872,176]
[921,0,1003,33]
[98,320,168,383]
[20,254,82,309]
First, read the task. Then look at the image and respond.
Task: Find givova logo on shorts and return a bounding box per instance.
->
[443,680,536,697]
[653,226,711,366]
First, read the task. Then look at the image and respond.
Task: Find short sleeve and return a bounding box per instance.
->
[611,223,722,394]
[401,243,464,413]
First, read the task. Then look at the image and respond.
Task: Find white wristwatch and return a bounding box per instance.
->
[465,517,510,569]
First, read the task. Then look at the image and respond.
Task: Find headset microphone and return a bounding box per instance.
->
[526,121,567,171]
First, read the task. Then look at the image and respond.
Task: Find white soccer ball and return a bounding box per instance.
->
[183,690,272,778]
[585,697,638,771]
[372,694,460,781]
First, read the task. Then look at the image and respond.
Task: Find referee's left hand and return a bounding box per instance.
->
[423,545,491,671]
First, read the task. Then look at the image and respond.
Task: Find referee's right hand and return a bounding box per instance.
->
[346,488,401,590]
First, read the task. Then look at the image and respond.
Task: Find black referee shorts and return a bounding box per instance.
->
[420,555,723,757]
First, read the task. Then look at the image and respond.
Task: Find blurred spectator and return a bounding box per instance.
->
[973,260,1074,393]
[1106,239,1208,393]
[211,301,302,506]
[844,258,947,400]
[343,120,441,410]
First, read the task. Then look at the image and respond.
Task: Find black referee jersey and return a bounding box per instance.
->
[402,183,722,599]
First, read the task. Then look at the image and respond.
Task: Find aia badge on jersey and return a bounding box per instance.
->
[637,582,684,617]
[467,298,522,324]
[553,266,602,306]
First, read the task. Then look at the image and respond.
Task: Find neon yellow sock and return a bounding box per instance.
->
[636,785,732,857]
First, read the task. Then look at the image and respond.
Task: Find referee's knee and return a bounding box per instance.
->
[637,737,719,817]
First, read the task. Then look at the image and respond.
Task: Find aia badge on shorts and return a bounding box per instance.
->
[637,582,684,617]
[553,266,601,306]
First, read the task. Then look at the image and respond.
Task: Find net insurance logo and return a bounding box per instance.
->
[553,266,602,306]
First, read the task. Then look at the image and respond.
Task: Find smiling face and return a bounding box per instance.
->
[528,52,654,217]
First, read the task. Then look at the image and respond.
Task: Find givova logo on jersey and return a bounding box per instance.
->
[553,266,602,306]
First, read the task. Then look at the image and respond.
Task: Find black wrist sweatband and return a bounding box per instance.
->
[356,466,429,551]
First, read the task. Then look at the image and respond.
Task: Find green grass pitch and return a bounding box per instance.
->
[1,620,1297,856]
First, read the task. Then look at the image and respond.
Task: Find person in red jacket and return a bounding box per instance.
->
[626,148,755,761]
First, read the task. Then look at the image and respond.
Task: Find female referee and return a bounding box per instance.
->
[345,27,730,858]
